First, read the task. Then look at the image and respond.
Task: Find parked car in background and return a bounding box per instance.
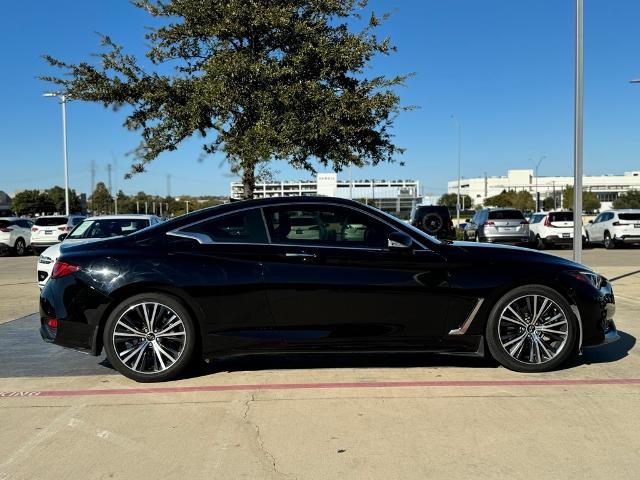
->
[409,205,455,240]
[0,217,33,256]
[31,215,86,254]
[37,215,161,288]
[528,211,586,249]
[464,208,529,244]
[585,209,640,249]
[39,196,618,382]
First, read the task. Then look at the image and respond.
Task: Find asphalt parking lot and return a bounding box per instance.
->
[1,249,639,479]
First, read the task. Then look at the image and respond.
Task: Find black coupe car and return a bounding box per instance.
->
[39,197,618,382]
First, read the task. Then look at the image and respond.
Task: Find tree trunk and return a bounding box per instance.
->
[242,166,255,200]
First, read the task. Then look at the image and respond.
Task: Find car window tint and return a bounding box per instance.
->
[263,205,392,248]
[549,212,573,222]
[0,220,12,228]
[35,216,68,226]
[530,215,544,224]
[182,209,267,243]
[619,213,640,221]
[488,210,524,220]
[71,217,84,225]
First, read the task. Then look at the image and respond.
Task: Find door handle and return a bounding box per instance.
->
[284,252,317,259]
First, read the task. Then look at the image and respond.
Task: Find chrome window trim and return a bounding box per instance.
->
[166,201,432,251]
[448,298,484,335]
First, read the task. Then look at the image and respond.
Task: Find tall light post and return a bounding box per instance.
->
[43,92,70,215]
[451,115,462,226]
[573,0,584,263]
[531,155,546,211]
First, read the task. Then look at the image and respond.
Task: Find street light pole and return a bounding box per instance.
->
[573,0,584,263]
[43,93,70,215]
[532,155,546,211]
[451,115,462,226]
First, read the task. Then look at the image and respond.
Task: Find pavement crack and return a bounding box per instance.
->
[242,392,296,479]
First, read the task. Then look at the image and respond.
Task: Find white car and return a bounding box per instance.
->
[37,215,162,288]
[31,215,86,254]
[585,209,640,249]
[528,211,585,249]
[0,217,33,256]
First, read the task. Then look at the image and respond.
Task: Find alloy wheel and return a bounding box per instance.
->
[112,302,187,374]
[498,294,569,365]
[15,239,25,256]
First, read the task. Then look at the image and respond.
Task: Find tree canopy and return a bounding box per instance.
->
[11,187,83,216]
[483,190,535,211]
[42,0,412,199]
[613,190,640,209]
[437,193,473,209]
[562,186,601,212]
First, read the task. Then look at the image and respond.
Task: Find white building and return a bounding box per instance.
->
[448,169,640,210]
[231,173,420,215]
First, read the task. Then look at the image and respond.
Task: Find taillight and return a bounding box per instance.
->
[32,227,38,232]
[612,221,620,226]
[520,220,529,225]
[46,318,58,328]
[0,227,12,232]
[544,216,552,227]
[51,261,81,279]
[484,221,495,226]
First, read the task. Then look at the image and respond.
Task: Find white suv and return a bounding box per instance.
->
[585,209,640,249]
[528,211,586,249]
[31,215,85,254]
[0,217,33,256]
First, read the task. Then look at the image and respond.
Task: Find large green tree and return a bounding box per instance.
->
[484,190,535,211]
[42,0,411,199]
[90,182,113,214]
[437,193,473,210]
[562,186,601,212]
[613,190,640,209]
[11,190,54,216]
[46,186,83,213]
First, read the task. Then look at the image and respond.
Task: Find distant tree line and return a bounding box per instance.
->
[11,186,83,216]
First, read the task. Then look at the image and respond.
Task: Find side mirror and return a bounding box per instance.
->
[388,231,413,250]
[588,220,593,224]
[465,218,471,223]
[58,233,68,241]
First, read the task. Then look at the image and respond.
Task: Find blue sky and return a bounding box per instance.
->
[1,0,639,197]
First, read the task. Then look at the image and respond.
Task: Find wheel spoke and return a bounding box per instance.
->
[500,315,526,327]
[156,331,186,339]
[505,306,526,324]
[532,298,550,324]
[141,304,151,332]
[149,303,159,331]
[151,341,166,370]
[535,335,553,360]
[121,341,148,364]
[537,327,568,336]
[117,319,145,336]
[156,318,180,335]
[503,332,526,348]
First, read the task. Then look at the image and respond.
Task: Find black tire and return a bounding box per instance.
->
[13,238,26,256]
[422,213,443,236]
[535,235,545,250]
[485,285,578,373]
[103,293,196,382]
[604,231,616,250]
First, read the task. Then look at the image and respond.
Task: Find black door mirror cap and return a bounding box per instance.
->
[58,233,68,242]
[388,231,413,250]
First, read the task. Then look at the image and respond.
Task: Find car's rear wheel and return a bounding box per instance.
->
[14,238,26,256]
[486,285,578,372]
[535,235,545,250]
[103,293,196,382]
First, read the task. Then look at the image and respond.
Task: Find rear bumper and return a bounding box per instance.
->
[616,234,640,244]
[482,235,529,244]
[543,235,587,245]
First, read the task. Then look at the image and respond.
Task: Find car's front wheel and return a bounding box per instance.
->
[486,285,578,372]
[604,232,616,250]
[14,238,26,256]
[103,293,196,382]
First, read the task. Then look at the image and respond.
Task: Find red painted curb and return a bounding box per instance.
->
[2,378,640,399]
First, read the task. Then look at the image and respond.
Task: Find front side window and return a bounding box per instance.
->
[263,205,392,248]
[181,209,268,244]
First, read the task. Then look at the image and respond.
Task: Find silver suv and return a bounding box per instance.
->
[465,208,529,244]
[585,209,640,249]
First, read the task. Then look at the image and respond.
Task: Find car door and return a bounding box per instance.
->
[260,202,452,350]
[166,207,280,352]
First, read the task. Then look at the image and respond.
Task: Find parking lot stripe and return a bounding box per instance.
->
[2,377,640,399]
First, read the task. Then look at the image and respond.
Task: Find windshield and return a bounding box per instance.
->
[67,218,150,239]
[35,216,67,227]
[549,212,573,222]
[488,210,524,220]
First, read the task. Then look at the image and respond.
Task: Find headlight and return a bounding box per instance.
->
[38,255,53,265]
[568,270,605,289]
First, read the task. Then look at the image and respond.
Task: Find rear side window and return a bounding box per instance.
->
[181,209,267,243]
[0,220,12,228]
[35,216,68,227]
[549,212,573,222]
[488,210,524,220]
[619,213,640,221]
[530,214,545,224]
